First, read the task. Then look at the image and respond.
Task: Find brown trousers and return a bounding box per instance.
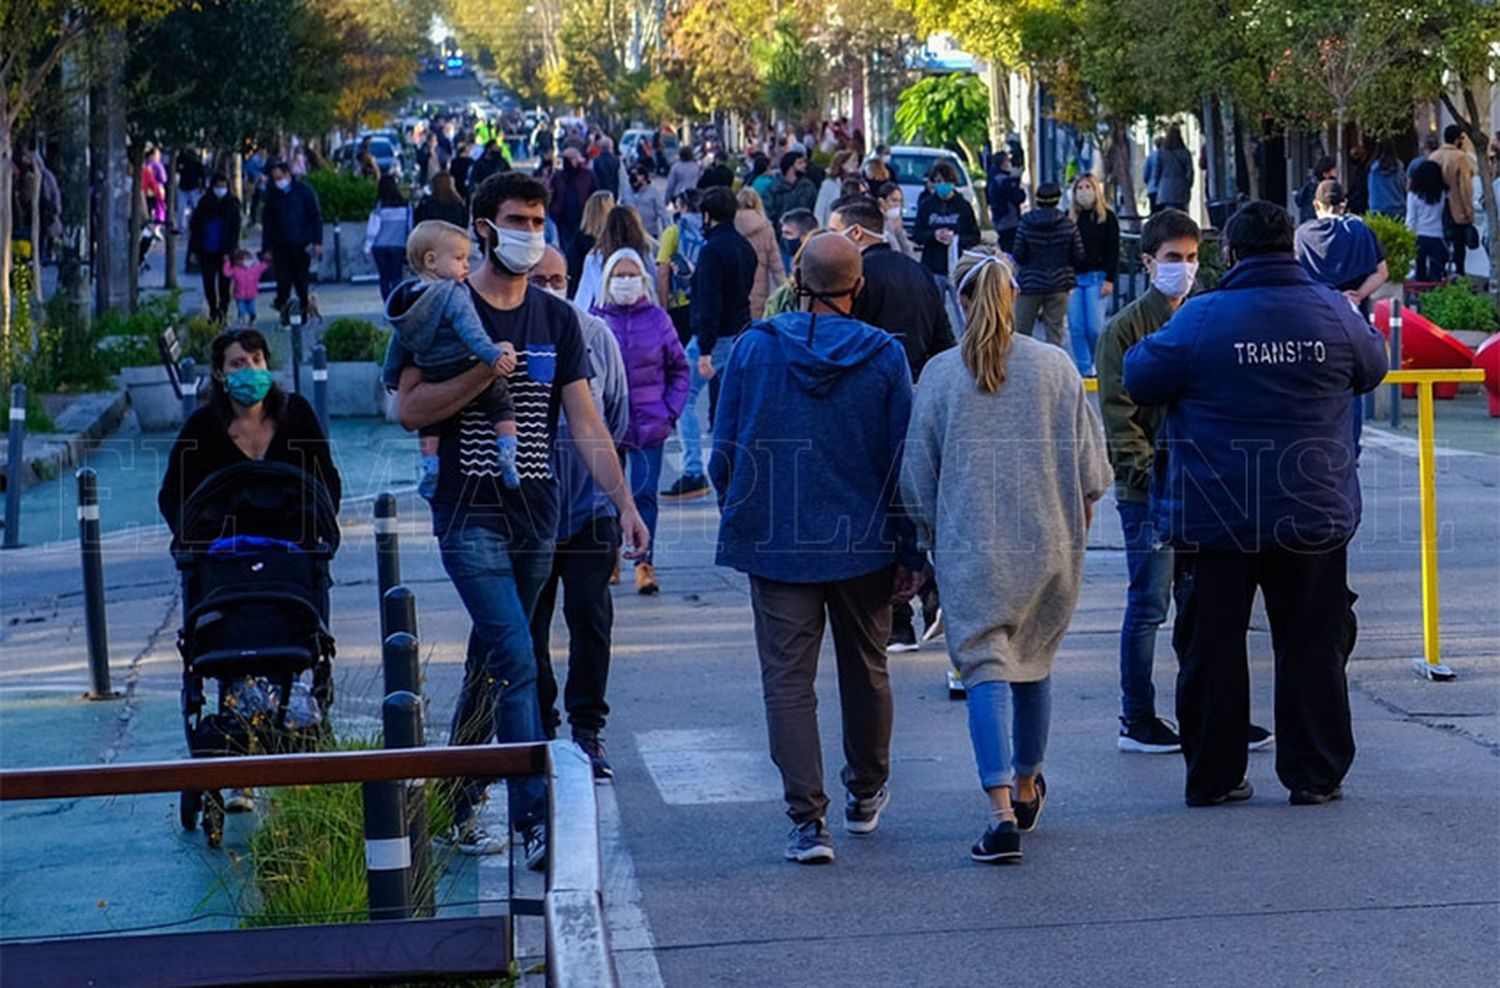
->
[749,566,895,825]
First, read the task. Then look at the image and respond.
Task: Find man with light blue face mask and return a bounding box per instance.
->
[385,172,648,866]
[1096,209,1273,756]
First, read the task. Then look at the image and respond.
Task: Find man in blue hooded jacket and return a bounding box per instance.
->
[711,233,923,864]
[1123,201,1387,810]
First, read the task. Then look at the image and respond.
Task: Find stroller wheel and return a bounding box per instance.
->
[203,791,225,848]
[179,790,202,831]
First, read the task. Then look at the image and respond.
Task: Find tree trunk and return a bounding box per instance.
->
[1235,110,1261,202]
[1108,117,1139,221]
[29,137,43,302]
[58,54,90,316]
[91,34,130,318]
[1336,102,1347,184]
[164,156,179,291]
[0,105,13,394]
[127,149,142,314]
[983,61,1008,159]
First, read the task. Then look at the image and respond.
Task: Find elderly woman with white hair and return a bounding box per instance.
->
[591,247,691,594]
[901,249,1111,865]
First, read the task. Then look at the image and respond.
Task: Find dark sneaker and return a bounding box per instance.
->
[886,619,919,654]
[573,732,615,782]
[844,786,890,836]
[661,473,711,500]
[1118,716,1182,754]
[522,823,548,871]
[785,820,835,864]
[1185,779,1254,807]
[1013,774,1047,833]
[448,820,506,856]
[970,819,1022,864]
[1247,723,1275,751]
[1289,785,1343,806]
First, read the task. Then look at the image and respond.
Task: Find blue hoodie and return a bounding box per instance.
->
[1123,254,1388,551]
[711,310,921,583]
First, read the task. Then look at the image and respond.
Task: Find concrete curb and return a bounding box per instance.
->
[0,389,130,493]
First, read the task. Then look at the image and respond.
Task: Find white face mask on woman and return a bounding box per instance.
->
[608,275,645,306]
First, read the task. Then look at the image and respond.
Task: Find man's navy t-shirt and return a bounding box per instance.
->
[385,283,589,541]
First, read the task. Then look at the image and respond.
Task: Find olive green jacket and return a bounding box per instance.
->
[1095,287,1176,503]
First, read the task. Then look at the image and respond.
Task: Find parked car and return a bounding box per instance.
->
[877,146,979,231]
[333,135,404,179]
[619,128,679,175]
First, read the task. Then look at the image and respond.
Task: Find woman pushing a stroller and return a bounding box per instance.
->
[159,328,342,842]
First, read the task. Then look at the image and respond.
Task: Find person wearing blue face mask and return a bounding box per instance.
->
[260,162,324,323]
[159,328,341,536]
[914,161,979,280]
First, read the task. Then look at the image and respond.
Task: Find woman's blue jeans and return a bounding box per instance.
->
[965,677,1052,790]
[627,443,665,565]
[438,522,555,831]
[372,245,406,302]
[1067,269,1108,375]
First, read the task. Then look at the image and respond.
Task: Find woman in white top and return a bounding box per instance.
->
[574,205,658,312]
[814,149,861,226]
[363,175,412,301]
[1405,159,1448,282]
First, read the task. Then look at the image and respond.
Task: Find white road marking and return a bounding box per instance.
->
[635,728,782,805]
[599,784,665,988]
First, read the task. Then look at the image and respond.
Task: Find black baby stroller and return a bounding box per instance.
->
[173,461,340,846]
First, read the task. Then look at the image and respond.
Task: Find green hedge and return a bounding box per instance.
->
[302,168,378,222]
[1419,283,1497,334]
[1365,213,1417,285]
[322,317,389,362]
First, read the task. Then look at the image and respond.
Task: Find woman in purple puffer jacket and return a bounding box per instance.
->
[593,248,692,594]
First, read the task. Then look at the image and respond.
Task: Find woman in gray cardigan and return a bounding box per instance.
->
[901,250,1111,864]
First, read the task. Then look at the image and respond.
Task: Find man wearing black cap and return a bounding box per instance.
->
[1294,180,1388,307]
[1012,182,1088,349]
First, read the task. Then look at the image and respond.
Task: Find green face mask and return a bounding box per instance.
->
[225,367,273,406]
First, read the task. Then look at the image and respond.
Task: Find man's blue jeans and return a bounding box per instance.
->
[679,337,706,478]
[966,678,1052,790]
[439,522,556,831]
[1117,498,1173,724]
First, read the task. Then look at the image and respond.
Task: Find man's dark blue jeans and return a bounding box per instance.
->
[1117,498,1173,724]
[438,519,556,831]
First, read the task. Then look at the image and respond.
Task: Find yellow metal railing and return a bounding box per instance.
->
[1084,368,1488,681]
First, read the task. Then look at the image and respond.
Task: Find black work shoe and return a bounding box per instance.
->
[1289,785,1343,806]
[1013,774,1047,833]
[1247,724,1275,751]
[1185,779,1254,807]
[573,732,614,782]
[1118,716,1182,754]
[971,819,1022,863]
[886,619,919,653]
[660,473,711,500]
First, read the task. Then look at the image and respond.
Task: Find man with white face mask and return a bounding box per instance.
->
[386,172,648,863]
[1097,209,1273,757]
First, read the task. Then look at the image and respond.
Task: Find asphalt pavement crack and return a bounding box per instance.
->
[102,590,181,765]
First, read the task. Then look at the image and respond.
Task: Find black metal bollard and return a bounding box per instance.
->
[4,383,24,549]
[382,628,420,699]
[312,344,329,433]
[290,320,305,395]
[77,469,116,699]
[362,771,412,921]
[179,358,198,422]
[374,494,401,640]
[1389,299,1403,429]
[332,223,343,283]
[382,585,418,659]
[382,689,432,916]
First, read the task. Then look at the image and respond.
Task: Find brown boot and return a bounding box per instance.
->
[634,562,660,595]
[609,557,620,585]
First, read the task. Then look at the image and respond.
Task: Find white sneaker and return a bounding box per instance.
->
[448,820,506,856]
[224,788,255,813]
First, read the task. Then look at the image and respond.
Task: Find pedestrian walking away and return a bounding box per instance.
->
[622,164,668,239]
[590,247,691,595]
[1154,125,1194,213]
[1065,174,1119,376]
[527,246,632,779]
[414,171,470,229]
[260,161,324,320]
[688,187,758,416]
[711,232,923,864]
[902,249,1110,864]
[734,188,788,326]
[1405,161,1449,282]
[1123,201,1388,809]
[364,175,414,302]
[1428,124,1477,277]
[1096,209,1273,755]
[1013,183,1087,349]
[386,172,648,864]
[188,173,241,323]
[985,153,1026,253]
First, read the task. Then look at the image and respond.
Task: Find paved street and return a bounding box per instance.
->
[2,389,1496,984]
